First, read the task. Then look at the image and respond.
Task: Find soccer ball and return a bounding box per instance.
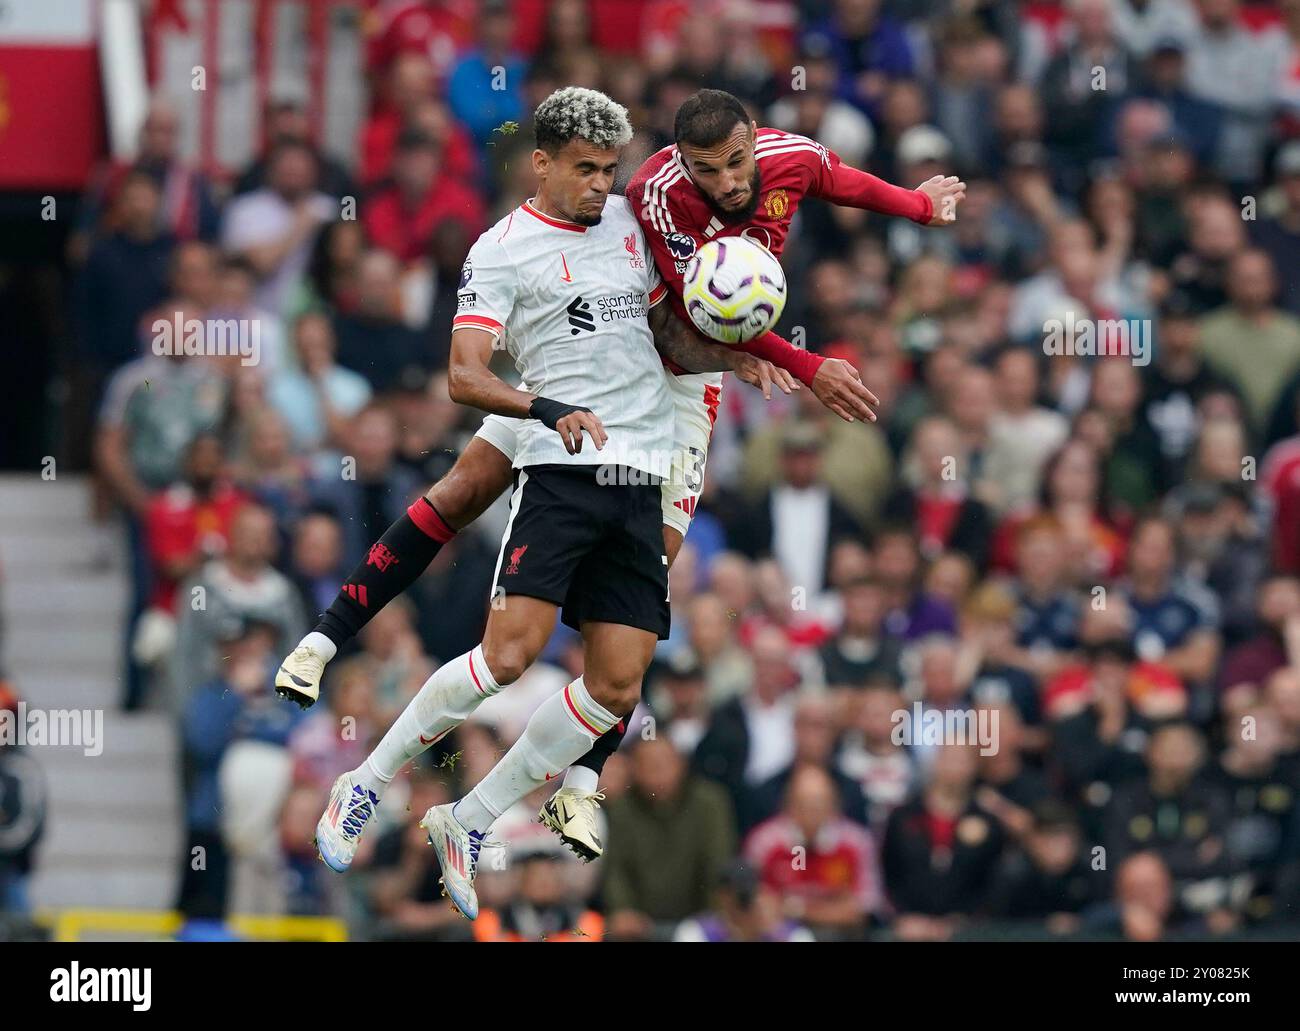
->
[681,236,787,344]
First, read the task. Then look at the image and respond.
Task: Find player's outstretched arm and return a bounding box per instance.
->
[447,326,607,455]
[648,302,797,400]
[815,149,966,227]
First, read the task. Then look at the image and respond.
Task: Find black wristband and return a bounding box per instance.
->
[528,396,591,430]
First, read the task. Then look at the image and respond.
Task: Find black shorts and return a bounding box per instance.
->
[492,464,670,639]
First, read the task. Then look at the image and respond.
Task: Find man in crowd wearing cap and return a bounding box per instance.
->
[1141,290,1239,484]
[1131,36,1222,166]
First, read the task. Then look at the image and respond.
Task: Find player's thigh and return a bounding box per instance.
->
[661,376,716,543]
[481,594,559,684]
[663,525,685,567]
[580,620,658,714]
[426,417,517,528]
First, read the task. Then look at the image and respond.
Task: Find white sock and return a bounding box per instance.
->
[455,678,619,834]
[562,766,600,794]
[302,631,338,662]
[352,756,392,799]
[366,645,502,781]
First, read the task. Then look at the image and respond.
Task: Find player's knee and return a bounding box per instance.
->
[480,638,534,686]
[584,675,642,718]
[428,441,511,529]
[425,474,473,528]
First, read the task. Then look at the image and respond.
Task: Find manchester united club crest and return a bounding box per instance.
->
[762,189,789,220]
[367,542,400,571]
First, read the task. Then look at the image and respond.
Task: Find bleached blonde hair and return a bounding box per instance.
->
[534,87,633,153]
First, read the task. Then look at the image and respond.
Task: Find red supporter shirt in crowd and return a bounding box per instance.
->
[362,175,486,264]
[358,110,479,189]
[737,613,833,652]
[990,506,1128,578]
[744,813,879,912]
[1262,437,1300,573]
[913,489,965,557]
[145,483,247,611]
[363,0,475,76]
[626,127,933,385]
[1043,659,1185,720]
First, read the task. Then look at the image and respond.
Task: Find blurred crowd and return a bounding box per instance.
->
[26,0,1300,940]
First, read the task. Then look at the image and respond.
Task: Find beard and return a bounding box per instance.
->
[710,166,762,225]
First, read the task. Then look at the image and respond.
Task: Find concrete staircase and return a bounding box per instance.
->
[0,474,181,911]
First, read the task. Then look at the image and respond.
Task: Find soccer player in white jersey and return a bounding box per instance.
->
[279,86,964,863]
[302,88,789,917]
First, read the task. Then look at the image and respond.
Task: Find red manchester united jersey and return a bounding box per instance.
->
[625,127,933,328]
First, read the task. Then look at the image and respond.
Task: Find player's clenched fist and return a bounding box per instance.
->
[916,175,967,226]
[811,358,881,423]
[529,396,607,454]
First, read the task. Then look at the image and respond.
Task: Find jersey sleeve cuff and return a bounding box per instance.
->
[648,283,668,308]
[452,314,504,338]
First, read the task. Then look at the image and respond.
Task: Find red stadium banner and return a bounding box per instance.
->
[0,1,104,190]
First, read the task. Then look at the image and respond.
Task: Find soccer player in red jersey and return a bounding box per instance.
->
[627,88,965,558]
[630,88,963,399]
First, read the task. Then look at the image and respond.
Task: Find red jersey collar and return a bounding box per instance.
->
[521,199,587,232]
[671,146,693,182]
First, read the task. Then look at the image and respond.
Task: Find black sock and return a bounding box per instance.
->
[316,497,456,646]
[572,715,632,777]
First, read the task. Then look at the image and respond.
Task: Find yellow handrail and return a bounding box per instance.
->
[34,909,347,942]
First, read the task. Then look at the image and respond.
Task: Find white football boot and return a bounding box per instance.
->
[315,772,380,873]
[420,803,490,920]
[539,788,606,862]
[275,644,328,709]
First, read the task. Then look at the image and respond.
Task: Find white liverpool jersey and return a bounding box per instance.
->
[453,195,674,477]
